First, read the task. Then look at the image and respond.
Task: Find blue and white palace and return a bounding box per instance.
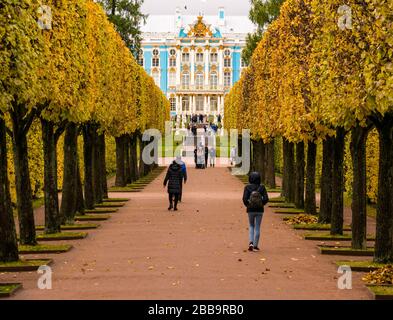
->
[140,7,255,117]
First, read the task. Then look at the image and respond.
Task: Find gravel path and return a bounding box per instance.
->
[2,167,370,299]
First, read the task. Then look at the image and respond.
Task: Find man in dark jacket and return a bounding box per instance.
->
[164,161,186,211]
[242,172,269,252]
[204,146,209,169]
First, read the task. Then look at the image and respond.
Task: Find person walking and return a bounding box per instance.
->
[164,160,186,211]
[242,172,269,251]
[209,146,216,167]
[230,146,237,166]
[175,156,187,202]
[204,146,209,169]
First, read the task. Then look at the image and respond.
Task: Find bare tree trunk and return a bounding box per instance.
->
[294,142,305,209]
[373,114,393,263]
[330,128,346,235]
[305,141,317,215]
[319,137,334,224]
[0,117,19,262]
[41,118,61,234]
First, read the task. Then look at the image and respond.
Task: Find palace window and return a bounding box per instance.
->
[152,70,160,86]
[210,52,218,63]
[169,71,176,87]
[182,52,190,63]
[196,96,204,112]
[224,57,231,68]
[170,97,176,112]
[210,72,218,90]
[169,56,176,67]
[195,72,204,90]
[224,49,231,57]
[137,52,144,66]
[224,72,231,87]
[182,72,190,89]
[182,96,190,112]
[196,52,204,63]
[170,49,176,56]
[152,49,160,67]
[210,96,218,112]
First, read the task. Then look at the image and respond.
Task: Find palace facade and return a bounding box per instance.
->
[140,7,255,118]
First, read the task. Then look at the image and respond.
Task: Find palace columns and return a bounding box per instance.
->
[176,45,181,86]
[204,45,209,86]
[218,44,224,86]
[190,45,195,86]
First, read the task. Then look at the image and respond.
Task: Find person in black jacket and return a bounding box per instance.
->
[242,172,269,252]
[164,161,186,211]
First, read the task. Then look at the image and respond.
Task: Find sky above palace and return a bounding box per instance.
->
[141,0,251,16]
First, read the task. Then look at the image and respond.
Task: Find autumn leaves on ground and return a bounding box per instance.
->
[0,168,370,300]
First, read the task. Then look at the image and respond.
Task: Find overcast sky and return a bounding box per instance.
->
[141,0,251,16]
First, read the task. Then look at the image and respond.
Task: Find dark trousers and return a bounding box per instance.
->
[169,193,179,208]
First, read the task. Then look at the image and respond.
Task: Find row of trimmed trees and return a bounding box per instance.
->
[225,0,393,263]
[0,0,169,262]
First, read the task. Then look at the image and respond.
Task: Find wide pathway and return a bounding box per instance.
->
[4,167,370,299]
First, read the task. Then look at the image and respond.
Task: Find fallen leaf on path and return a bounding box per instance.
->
[148,266,154,270]
[266,268,270,272]
[167,266,175,269]
[195,264,200,267]
[291,258,299,261]
[260,258,266,261]
[311,255,316,258]
[238,258,242,262]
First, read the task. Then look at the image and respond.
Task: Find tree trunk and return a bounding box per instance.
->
[282,138,289,199]
[287,142,295,203]
[60,124,78,224]
[251,140,257,172]
[92,129,103,204]
[305,141,317,215]
[330,128,346,235]
[125,137,131,184]
[83,124,95,209]
[350,125,369,250]
[265,141,276,188]
[259,141,266,183]
[138,134,146,177]
[295,142,305,209]
[0,117,19,262]
[115,135,127,187]
[11,120,36,245]
[319,137,334,224]
[373,115,393,263]
[75,160,85,215]
[99,134,108,199]
[130,134,138,181]
[41,119,60,234]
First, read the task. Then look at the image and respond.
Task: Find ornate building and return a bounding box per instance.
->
[140,7,255,118]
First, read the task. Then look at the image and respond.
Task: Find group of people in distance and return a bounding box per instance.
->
[163,154,269,252]
[194,143,216,169]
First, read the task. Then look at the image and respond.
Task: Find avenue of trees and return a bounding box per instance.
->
[0,0,169,262]
[225,0,393,263]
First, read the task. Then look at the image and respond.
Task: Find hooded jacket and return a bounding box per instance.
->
[164,161,185,194]
[242,172,269,213]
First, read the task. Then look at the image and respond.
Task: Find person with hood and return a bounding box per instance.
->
[164,160,186,211]
[242,172,269,251]
[175,156,187,202]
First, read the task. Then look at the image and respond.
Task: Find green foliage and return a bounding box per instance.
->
[98,0,147,57]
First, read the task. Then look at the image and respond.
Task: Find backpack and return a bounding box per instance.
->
[248,189,264,210]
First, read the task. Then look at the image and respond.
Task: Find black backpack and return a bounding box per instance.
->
[248,187,264,210]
